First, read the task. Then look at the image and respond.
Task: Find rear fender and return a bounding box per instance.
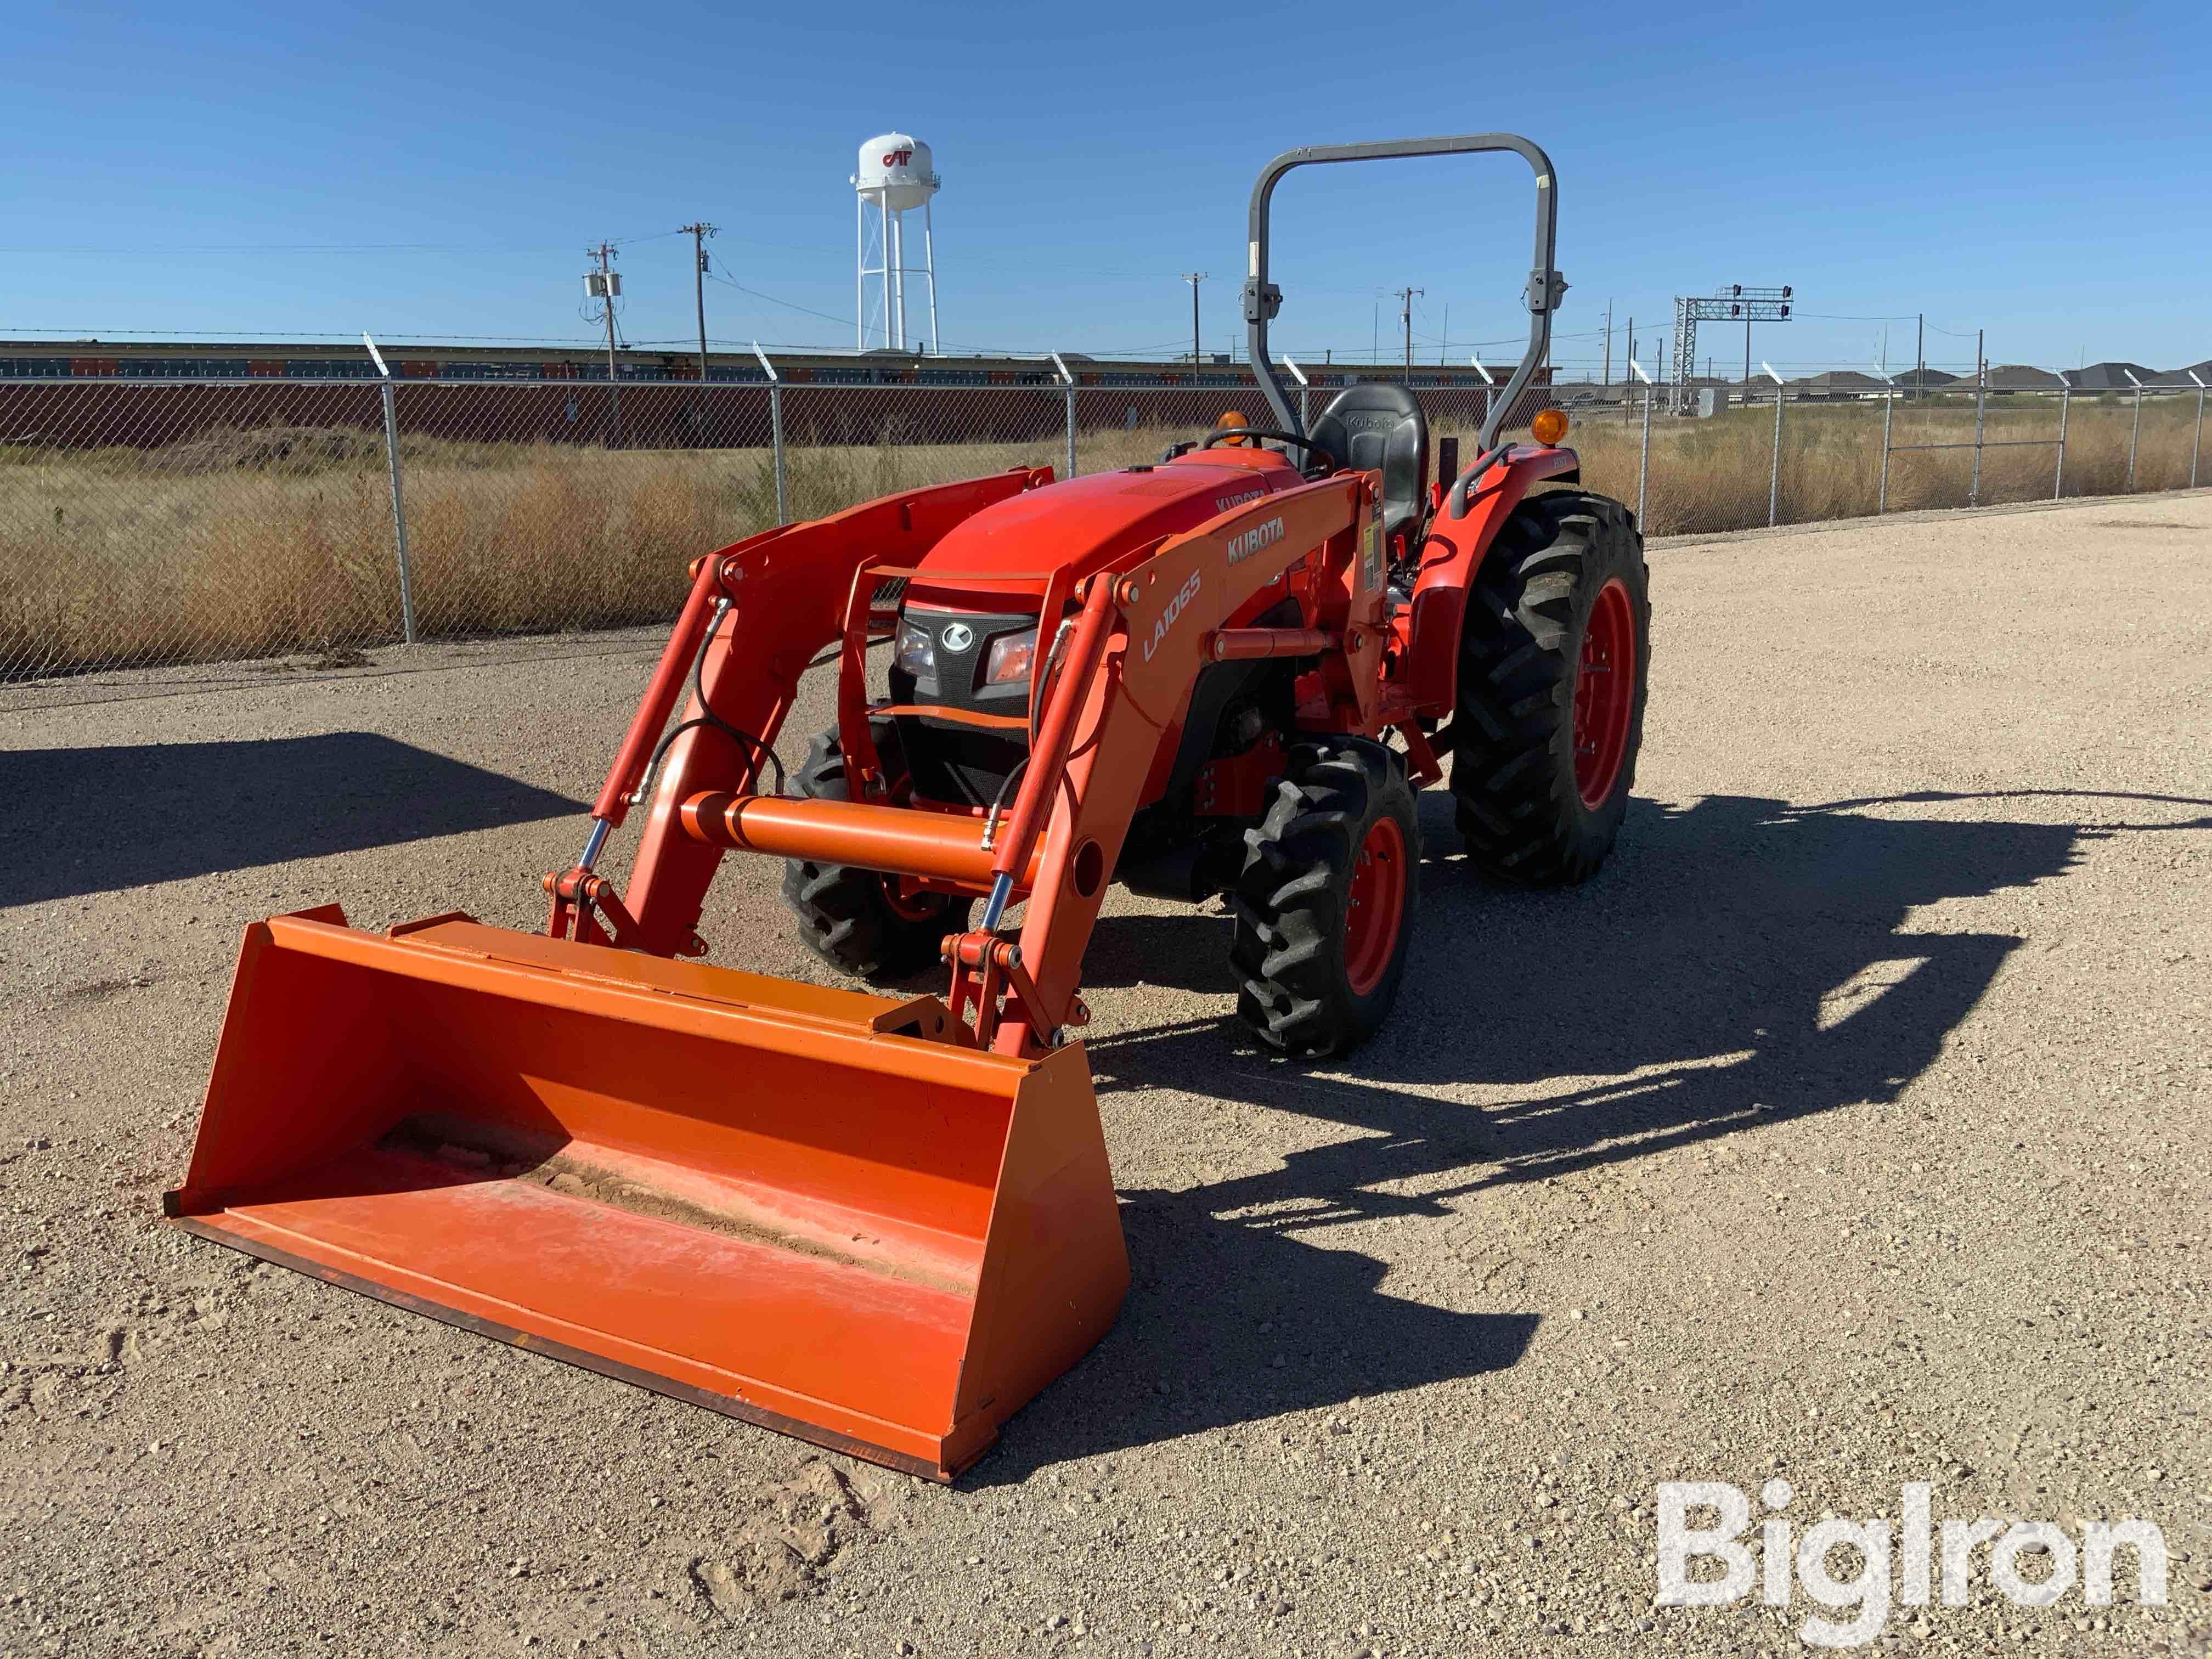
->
[1404,444,1580,714]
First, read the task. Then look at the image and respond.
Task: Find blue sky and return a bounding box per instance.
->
[7,1,2207,374]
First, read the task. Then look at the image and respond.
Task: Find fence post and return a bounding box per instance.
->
[752,341,787,525]
[1878,383,1894,515]
[2190,372,2205,488]
[362,332,417,645]
[1761,362,1784,528]
[2054,383,2071,499]
[2125,371,2145,492]
[1052,353,1077,479]
[1629,360,1653,527]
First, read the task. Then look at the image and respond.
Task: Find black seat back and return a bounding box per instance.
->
[1309,383,1430,545]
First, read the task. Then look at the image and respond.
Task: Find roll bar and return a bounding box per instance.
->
[1243,134,1564,453]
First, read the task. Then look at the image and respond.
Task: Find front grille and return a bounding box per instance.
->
[890,606,1035,808]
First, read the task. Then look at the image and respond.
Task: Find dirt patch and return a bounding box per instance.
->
[687,1458,889,1615]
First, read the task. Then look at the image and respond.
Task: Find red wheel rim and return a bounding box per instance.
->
[1343,816,1407,996]
[1572,578,1637,809]
[881,877,943,922]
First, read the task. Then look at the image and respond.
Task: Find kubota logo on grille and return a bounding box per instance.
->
[1142,574,1203,662]
[939,623,974,652]
[1226,515,1286,566]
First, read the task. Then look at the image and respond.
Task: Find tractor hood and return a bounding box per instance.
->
[907,452,1301,611]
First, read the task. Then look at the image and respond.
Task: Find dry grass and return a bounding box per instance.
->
[3,393,2202,679]
[1542,391,2203,534]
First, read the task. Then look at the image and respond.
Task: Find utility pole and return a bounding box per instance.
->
[1915,313,1924,400]
[1182,274,1207,375]
[1743,311,1752,388]
[1440,302,1448,366]
[585,241,622,447]
[1395,287,1423,373]
[682,223,717,385]
[682,222,717,445]
[1603,298,1613,386]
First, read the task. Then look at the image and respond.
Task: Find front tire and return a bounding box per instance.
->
[1451,489,1649,884]
[780,726,972,981]
[1231,737,1419,1058]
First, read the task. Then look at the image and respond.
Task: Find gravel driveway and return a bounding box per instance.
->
[1,490,2206,1658]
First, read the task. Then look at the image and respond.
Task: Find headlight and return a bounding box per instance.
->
[984,627,1039,686]
[894,616,935,678]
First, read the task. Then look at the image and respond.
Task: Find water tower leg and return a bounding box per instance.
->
[856,194,866,351]
[890,210,907,352]
[924,198,939,357]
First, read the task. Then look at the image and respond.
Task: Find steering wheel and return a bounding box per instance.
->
[1195,427,1344,470]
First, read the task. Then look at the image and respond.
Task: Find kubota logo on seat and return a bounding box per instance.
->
[1142,573,1203,662]
[1226,515,1286,566]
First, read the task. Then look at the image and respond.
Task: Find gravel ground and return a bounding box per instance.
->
[1,490,2207,1658]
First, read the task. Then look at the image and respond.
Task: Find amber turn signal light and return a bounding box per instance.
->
[1531,408,1570,446]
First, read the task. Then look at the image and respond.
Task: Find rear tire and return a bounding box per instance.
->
[1450,489,1649,885]
[1231,737,1419,1058]
[781,726,972,982]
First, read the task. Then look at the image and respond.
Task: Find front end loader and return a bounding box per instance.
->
[168,134,1650,1480]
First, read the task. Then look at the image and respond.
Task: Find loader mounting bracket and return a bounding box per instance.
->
[945,932,1064,1053]
[543,866,654,952]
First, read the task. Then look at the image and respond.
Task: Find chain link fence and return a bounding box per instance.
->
[4,365,2203,684]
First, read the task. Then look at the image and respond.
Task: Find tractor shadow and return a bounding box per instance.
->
[0,735,583,909]
[979,787,2209,1480]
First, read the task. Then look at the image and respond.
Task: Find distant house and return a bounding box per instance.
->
[2162,358,2212,385]
[1976,364,2067,393]
[2064,362,2157,391]
[1793,370,1887,399]
[1888,368,1957,391]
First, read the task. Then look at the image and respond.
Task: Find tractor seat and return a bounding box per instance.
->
[1309,383,1430,547]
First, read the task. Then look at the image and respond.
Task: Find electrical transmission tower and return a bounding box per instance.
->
[1671,284,1792,413]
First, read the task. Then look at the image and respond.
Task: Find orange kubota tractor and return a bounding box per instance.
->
[168,135,1649,1480]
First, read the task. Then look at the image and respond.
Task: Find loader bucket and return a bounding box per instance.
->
[166,907,1128,1480]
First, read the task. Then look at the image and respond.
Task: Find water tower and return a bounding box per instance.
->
[853,133,940,354]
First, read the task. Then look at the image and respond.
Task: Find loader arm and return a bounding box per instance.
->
[973,472,1375,1054]
[562,467,1050,956]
